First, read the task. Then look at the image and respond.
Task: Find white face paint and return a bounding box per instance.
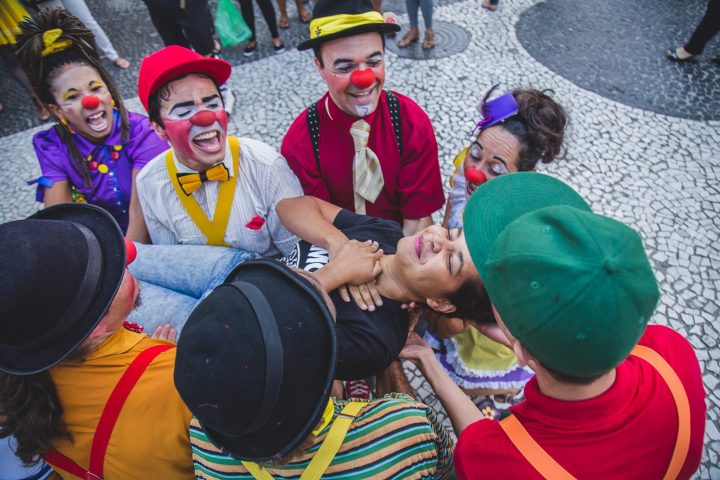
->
[354,104,373,117]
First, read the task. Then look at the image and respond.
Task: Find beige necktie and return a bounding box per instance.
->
[350,119,384,214]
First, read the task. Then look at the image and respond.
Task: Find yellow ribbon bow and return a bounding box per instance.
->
[41,29,73,58]
[176,163,230,196]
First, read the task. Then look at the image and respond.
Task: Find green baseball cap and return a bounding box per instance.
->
[484,205,660,378]
[463,173,591,279]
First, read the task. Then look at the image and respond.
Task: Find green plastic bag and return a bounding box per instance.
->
[214,0,252,47]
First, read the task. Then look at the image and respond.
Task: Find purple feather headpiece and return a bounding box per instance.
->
[475,92,519,131]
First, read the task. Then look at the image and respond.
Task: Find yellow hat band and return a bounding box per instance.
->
[309,11,385,41]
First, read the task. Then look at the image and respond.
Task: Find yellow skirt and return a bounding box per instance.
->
[0,0,30,46]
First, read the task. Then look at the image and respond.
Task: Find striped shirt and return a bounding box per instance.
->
[136,137,302,257]
[190,394,454,479]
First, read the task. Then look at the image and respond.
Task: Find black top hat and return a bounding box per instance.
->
[174,259,337,461]
[298,0,400,51]
[0,204,126,375]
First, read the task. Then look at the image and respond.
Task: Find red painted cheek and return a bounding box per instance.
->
[163,118,195,159]
[216,110,228,133]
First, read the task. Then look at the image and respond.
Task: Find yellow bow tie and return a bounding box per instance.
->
[176,163,230,196]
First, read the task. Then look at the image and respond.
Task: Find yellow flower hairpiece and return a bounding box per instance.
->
[41,29,73,58]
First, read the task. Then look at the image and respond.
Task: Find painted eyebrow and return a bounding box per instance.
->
[333,51,383,67]
[476,143,509,165]
[168,100,195,113]
[201,94,221,103]
[88,80,104,87]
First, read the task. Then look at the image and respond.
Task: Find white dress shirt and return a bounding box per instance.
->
[137,137,302,257]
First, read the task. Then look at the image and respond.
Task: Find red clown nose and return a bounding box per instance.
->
[81,95,101,110]
[464,167,487,186]
[189,110,217,127]
[350,69,375,89]
[124,237,137,266]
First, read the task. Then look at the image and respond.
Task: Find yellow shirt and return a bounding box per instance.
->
[50,328,194,479]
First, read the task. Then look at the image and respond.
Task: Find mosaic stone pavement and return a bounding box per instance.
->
[0,0,718,476]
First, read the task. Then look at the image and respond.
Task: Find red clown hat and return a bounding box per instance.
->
[137,46,232,112]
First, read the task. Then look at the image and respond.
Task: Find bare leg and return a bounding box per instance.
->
[277,0,289,28]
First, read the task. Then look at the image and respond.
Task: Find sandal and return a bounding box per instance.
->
[482,0,499,10]
[113,57,130,69]
[422,29,435,50]
[279,13,290,29]
[397,28,419,48]
[666,47,697,62]
[299,8,312,23]
[243,41,257,56]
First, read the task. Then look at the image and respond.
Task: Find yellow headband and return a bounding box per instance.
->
[309,11,385,40]
[41,29,73,58]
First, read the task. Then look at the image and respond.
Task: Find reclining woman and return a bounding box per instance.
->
[128,195,488,381]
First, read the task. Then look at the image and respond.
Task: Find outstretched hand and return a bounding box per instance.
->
[399,332,433,365]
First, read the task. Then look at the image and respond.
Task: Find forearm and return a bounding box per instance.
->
[416,352,482,434]
[312,262,348,293]
[277,196,348,252]
[126,170,151,243]
[43,181,72,206]
[402,216,433,236]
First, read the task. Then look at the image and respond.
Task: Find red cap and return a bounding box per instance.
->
[137,46,232,113]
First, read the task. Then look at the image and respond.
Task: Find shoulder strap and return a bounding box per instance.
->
[44,344,175,479]
[385,91,403,157]
[499,345,691,480]
[300,401,365,479]
[630,345,691,480]
[499,414,576,480]
[241,401,366,480]
[306,103,321,172]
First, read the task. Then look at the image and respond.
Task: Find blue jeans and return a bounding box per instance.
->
[128,243,259,333]
[406,0,433,29]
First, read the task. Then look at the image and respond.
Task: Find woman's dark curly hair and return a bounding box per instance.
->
[478,85,568,171]
[0,371,71,466]
[14,8,129,188]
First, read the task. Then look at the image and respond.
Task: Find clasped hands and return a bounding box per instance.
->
[327,238,384,311]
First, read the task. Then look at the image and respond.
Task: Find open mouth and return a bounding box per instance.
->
[86,111,108,132]
[192,130,222,153]
[415,236,423,258]
[349,86,376,103]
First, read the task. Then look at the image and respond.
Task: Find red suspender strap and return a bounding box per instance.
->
[44,344,174,480]
[499,345,691,480]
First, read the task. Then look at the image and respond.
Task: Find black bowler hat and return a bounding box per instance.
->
[174,259,336,461]
[0,204,125,375]
[298,0,401,51]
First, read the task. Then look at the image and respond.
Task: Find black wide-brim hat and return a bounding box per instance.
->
[174,258,337,461]
[0,204,125,375]
[298,0,401,51]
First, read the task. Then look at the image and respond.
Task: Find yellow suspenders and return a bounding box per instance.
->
[166,136,240,246]
[241,401,366,480]
[499,345,692,480]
